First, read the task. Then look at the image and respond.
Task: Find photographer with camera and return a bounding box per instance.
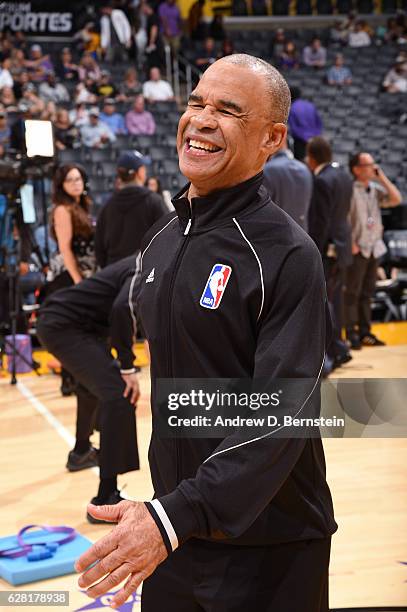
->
[345,152,402,349]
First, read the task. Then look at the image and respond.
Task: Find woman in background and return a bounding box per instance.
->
[146,175,173,211]
[44,163,99,469]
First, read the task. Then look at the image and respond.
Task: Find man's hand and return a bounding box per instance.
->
[352,243,360,255]
[121,372,140,406]
[75,501,167,609]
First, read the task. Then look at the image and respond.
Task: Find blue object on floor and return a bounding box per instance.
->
[0,529,92,585]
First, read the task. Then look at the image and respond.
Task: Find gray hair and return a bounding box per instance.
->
[219,53,291,124]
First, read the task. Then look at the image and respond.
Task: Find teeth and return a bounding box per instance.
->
[189,139,219,152]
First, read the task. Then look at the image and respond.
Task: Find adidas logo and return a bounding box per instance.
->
[146,268,155,283]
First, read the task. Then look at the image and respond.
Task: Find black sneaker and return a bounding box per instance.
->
[66,446,99,472]
[361,333,386,347]
[333,352,353,368]
[61,377,75,397]
[347,332,361,350]
[87,490,126,524]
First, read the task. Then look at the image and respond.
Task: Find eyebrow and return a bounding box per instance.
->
[188,93,243,115]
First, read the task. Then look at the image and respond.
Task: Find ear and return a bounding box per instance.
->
[261,123,287,158]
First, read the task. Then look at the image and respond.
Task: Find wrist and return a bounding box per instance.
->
[120,367,137,375]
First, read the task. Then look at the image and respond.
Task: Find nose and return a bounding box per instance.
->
[189,106,218,131]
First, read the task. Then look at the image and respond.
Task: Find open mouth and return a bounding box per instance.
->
[185,138,223,155]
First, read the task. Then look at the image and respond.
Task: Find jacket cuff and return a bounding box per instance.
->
[146,489,201,550]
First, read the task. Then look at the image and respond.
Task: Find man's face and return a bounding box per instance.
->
[90,114,99,125]
[104,103,115,115]
[353,153,376,182]
[335,55,343,67]
[177,60,286,195]
[134,97,144,112]
[150,68,160,81]
[312,39,320,50]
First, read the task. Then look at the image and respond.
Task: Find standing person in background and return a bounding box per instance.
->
[306,137,353,374]
[37,256,140,519]
[95,151,167,268]
[288,86,323,160]
[46,163,97,396]
[344,152,401,349]
[100,2,132,64]
[263,133,312,231]
[158,0,182,58]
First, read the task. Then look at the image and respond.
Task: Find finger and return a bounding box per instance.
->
[123,384,129,398]
[78,549,123,589]
[87,500,131,523]
[110,571,144,609]
[75,531,118,573]
[85,563,132,600]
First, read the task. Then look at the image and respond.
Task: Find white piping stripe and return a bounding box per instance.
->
[203,355,325,464]
[150,499,179,551]
[141,216,177,267]
[232,218,264,322]
[128,252,141,338]
[128,217,177,336]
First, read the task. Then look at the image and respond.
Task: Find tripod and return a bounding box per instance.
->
[0,187,41,384]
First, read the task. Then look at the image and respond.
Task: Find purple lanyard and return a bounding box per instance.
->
[0,525,77,562]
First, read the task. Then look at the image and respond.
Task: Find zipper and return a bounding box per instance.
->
[167,210,192,484]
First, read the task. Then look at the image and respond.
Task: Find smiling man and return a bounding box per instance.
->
[75,55,337,611]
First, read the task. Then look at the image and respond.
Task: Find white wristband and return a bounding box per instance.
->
[120,368,137,375]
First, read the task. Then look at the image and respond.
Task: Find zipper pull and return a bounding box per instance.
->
[184,218,192,236]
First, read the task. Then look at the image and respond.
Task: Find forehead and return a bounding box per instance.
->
[360,153,374,164]
[66,167,82,178]
[194,62,268,113]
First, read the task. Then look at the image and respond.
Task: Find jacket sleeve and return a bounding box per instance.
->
[109,275,137,371]
[146,241,327,550]
[100,15,109,49]
[308,175,334,256]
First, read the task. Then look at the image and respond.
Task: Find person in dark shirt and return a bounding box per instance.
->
[95,150,168,267]
[37,255,141,521]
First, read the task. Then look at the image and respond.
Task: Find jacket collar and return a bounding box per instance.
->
[172,172,265,233]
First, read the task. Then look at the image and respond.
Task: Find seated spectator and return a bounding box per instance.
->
[12,70,30,99]
[56,48,79,82]
[54,108,80,150]
[125,94,156,135]
[78,51,101,82]
[80,107,116,148]
[41,100,57,122]
[158,0,182,57]
[69,102,89,127]
[218,39,235,59]
[92,70,119,100]
[383,61,407,93]
[74,22,101,56]
[195,37,217,72]
[302,37,327,69]
[39,72,70,104]
[119,67,142,101]
[330,20,348,46]
[348,21,371,47]
[0,36,13,61]
[327,53,352,86]
[0,106,11,149]
[0,58,13,89]
[74,81,97,105]
[9,50,26,79]
[142,67,174,103]
[100,98,127,135]
[18,83,45,115]
[270,28,286,61]
[24,44,53,82]
[209,14,226,41]
[0,86,18,112]
[279,41,300,71]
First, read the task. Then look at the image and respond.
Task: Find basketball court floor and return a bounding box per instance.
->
[1,322,406,611]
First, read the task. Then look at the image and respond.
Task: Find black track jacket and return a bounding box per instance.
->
[139,172,337,553]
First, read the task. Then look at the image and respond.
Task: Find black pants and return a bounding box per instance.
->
[324,258,348,359]
[293,137,307,161]
[37,321,139,478]
[344,253,378,337]
[142,537,331,612]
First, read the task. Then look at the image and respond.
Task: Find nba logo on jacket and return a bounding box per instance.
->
[200,264,232,310]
